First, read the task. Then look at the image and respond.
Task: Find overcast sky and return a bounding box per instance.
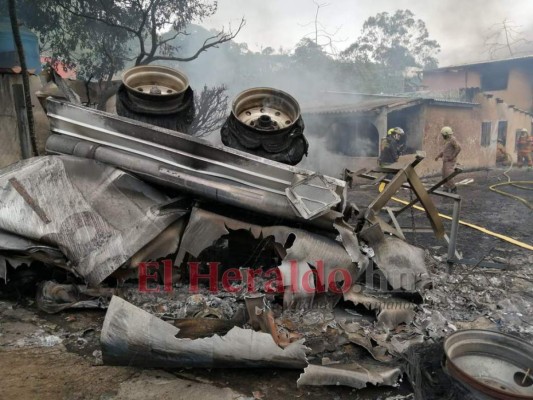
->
[202,0,533,66]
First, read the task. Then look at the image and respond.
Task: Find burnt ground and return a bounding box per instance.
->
[350,167,533,261]
[1,167,532,400]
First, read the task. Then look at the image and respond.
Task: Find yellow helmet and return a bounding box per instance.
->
[387,127,404,136]
[441,126,453,137]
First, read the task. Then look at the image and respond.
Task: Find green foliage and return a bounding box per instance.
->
[4,0,242,81]
[342,9,440,70]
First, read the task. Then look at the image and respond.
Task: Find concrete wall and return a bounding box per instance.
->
[0,73,49,168]
[485,67,533,112]
[415,104,486,175]
[422,69,481,91]
[416,96,532,176]
[424,66,533,112]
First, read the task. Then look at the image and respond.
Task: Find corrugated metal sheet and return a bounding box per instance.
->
[301,92,479,115]
[302,97,423,115]
[425,55,533,73]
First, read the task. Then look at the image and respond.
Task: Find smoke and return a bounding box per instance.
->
[202,0,533,65]
[153,0,533,175]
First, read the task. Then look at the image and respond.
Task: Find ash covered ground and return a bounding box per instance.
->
[1,168,532,400]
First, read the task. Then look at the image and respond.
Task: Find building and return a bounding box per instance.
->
[422,56,533,163]
[301,93,481,177]
[300,56,533,177]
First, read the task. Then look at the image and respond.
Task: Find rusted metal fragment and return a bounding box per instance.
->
[244,293,294,347]
[101,296,308,369]
[174,319,241,339]
[0,156,187,285]
[297,363,402,389]
[9,178,51,224]
[343,285,416,329]
[404,166,444,239]
[36,281,114,314]
[393,167,463,216]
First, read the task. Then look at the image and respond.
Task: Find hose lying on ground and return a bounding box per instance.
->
[488,163,533,210]
[378,178,533,251]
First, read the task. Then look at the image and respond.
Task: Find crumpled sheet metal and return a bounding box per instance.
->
[0,156,186,285]
[338,320,393,362]
[0,229,70,282]
[129,219,186,269]
[101,296,308,369]
[175,207,361,307]
[372,236,431,292]
[36,280,114,314]
[45,99,347,226]
[344,285,416,329]
[297,363,402,389]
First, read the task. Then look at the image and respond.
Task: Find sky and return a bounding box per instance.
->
[202,0,533,66]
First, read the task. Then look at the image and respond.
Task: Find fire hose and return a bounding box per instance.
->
[379,182,533,251]
[488,163,533,210]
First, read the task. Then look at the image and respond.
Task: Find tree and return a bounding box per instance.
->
[188,85,228,138]
[5,0,244,82]
[293,37,330,64]
[298,1,344,56]
[341,9,440,70]
[484,19,533,59]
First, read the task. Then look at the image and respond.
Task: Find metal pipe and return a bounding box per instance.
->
[447,198,461,262]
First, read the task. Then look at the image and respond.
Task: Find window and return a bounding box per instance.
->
[480,66,509,91]
[481,122,491,147]
[497,121,507,145]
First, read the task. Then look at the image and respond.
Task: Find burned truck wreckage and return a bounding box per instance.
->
[1,66,533,400]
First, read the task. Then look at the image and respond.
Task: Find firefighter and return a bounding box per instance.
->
[517,129,533,169]
[379,127,405,166]
[435,126,461,193]
[496,139,511,166]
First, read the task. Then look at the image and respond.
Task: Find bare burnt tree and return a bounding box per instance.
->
[298,0,344,56]
[188,85,229,138]
[484,19,533,59]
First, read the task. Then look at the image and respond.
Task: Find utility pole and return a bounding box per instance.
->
[8,0,38,156]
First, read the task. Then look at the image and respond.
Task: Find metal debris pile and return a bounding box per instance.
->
[1,94,532,399]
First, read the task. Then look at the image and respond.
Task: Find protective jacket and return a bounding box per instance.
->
[379,137,401,164]
[518,135,532,154]
[437,137,461,162]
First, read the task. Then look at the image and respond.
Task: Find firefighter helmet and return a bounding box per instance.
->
[440,126,453,137]
[387,127,404,136]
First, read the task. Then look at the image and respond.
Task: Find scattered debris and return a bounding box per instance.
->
[101,296,308,369]
[36,281,114,314]
[0,156,188,285]
[1,74,531,400]
[297,362,402,389]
